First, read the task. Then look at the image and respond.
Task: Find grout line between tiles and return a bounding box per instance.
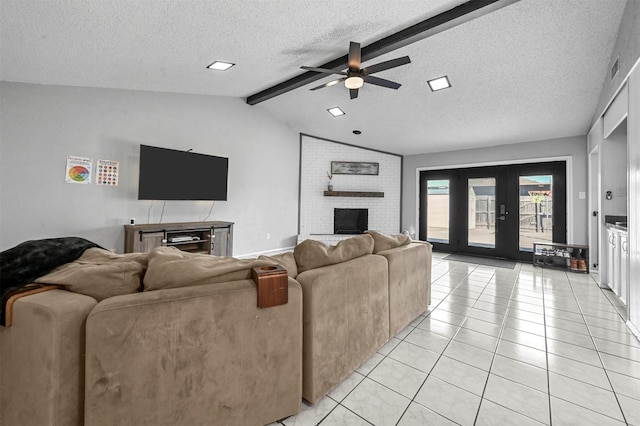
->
[319,396,374,426]
[540,266,553,426]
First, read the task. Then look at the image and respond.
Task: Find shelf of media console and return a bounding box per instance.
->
[165,236,207,245]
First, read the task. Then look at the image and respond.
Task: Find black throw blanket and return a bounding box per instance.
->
[1,237,101,325]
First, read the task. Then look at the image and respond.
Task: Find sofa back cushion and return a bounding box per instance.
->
[294,234,374,273]
[258,252,298,278]
[143,247,277,291]
[35,248,148,301]
[365,230,411,253]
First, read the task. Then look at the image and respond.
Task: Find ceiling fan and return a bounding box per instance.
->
[301,41,411,99]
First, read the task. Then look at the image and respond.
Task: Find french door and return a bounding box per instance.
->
[419,162,566,261]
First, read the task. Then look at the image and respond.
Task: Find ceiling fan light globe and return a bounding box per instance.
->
[345,76,364,89]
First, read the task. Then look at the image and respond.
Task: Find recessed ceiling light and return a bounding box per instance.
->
[327,107,345,117]
[207,61,235,71]
[427,76,451,91]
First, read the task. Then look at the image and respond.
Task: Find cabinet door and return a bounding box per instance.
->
[607,230,616,290]
[612,232,621,297]
[138,232,165,253]
[620,234,628,305]
[212,227,230,256]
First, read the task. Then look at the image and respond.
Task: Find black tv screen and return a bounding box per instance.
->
[138,145,228,200]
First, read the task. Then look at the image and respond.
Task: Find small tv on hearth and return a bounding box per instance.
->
[138,144,228,201]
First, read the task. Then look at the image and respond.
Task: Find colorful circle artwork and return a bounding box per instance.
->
[68,165,90,182]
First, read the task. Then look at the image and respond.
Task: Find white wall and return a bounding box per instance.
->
[0,82,300,255]
[299,134,401,235]
[402,136,589,245]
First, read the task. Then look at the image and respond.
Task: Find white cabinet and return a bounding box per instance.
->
[607,228,617,293]
[606,225,628,305]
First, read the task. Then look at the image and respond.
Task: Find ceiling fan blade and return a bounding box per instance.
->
[348,41,361,69]
[363,75,401,90]
[349,88,359,99]
[309,77,345,91]
[301,66,347,75]
[362,56,411,75]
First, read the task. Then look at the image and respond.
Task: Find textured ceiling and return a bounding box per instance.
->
[0,0,627,155]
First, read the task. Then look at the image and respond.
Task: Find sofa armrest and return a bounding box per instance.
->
[84,278,302,426]
[0,289,98,426]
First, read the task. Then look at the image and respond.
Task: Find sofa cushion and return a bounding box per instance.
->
[34,248,148,301]
[294,234,374,274]
[258,252,298,278]
[143,247,277,291]
[365,230,411,253]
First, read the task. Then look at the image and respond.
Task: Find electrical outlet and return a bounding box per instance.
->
[266,233,271,240]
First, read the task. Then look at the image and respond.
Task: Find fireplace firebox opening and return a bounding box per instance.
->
[334,208,368,234]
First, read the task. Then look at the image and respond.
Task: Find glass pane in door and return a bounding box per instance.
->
[468,177,496,248]
[427,179,450,243]
[519,175,553,251]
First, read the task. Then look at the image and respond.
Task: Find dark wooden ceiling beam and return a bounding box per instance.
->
[246,0,519,105]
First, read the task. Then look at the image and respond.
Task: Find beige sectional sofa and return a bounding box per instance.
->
[0,232,431,425]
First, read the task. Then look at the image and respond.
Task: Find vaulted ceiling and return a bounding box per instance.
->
[0,0,627,155]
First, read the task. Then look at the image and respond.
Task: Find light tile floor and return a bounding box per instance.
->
[274,252,640,426]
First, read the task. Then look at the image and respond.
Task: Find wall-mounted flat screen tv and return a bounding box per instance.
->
[138,144,228,201]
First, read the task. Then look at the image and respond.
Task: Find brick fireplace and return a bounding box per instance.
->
[298,134,401,242]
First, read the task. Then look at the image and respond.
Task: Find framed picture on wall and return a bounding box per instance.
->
[331,161,379,175]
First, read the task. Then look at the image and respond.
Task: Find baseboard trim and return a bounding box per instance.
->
[236,246,296,259]
[627,320,640,341]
